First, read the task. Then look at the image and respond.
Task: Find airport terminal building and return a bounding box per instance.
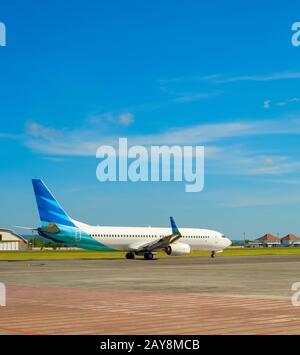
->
[250,233,300,248]
[281,234,300,247]
[255,234,281,247]
[0,229,28,251]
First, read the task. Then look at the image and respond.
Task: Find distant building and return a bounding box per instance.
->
[0,229,28,251]
[244,241,257,248]
[255,234,281,248]
[281,234,300,247]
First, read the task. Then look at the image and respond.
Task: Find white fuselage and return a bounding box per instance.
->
[75,220,231,252]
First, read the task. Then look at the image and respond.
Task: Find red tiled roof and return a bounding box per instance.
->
[281,234,300,241]
[256,234,280,241]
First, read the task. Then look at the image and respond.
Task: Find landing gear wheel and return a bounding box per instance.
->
[144,252,154,260]
[125,252,135,260]
[211,251,216,258]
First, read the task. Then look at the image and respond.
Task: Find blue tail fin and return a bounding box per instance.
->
[32,179,75,227]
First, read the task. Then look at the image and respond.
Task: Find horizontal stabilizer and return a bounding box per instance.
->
[14,226,38,231]
[39,223,60,234]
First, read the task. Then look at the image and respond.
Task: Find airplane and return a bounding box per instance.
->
[30,179,231,260]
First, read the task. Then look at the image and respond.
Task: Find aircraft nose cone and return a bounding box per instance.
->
[225,238,232,247]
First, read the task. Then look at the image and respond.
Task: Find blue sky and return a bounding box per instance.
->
[1,0,300,239]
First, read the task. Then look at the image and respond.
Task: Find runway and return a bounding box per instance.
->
[0,255,300,334]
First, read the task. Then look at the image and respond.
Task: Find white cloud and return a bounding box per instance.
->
[263,100,271,109]
[262,158,276,166]
[157,74,222,85]
[26,122,64,138]
[264,178,300,185]
[88,112,135,126]
[213,72,300,84]
[222,193,300,208]
[25,117,300,156]
[170,90,223,103]
[159,72,300,86]
[158,80,222,105]
[22,116,300,178]
[264,97,300,109]
[208,150,300,177]
[119,113,134,126]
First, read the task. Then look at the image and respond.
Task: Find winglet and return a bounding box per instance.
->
[170,217,180,235]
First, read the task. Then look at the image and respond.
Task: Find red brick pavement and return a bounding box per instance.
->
[0,284,299,335]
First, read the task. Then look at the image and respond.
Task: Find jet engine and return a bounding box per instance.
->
[166,243,191,256]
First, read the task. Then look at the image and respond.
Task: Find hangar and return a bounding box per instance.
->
[0,229,28,251]
[281,234,300,247]
[251,233,300,248]
[255,234,281,247]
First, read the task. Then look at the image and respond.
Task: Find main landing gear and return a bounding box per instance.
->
[125,251,154,260]
[211,251,216,258]
[125,251,155,260]
[125,252,135,259]
[144,252,154,260]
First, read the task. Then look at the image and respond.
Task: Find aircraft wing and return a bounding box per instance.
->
[134,217,182,253]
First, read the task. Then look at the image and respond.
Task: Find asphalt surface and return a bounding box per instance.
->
[0,255,300,334]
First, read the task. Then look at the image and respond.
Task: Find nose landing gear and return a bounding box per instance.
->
[211,251,216,258]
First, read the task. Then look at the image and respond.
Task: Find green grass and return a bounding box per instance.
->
[0,247,300,260]
[0,250,124,261]
[216,247,300,257]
